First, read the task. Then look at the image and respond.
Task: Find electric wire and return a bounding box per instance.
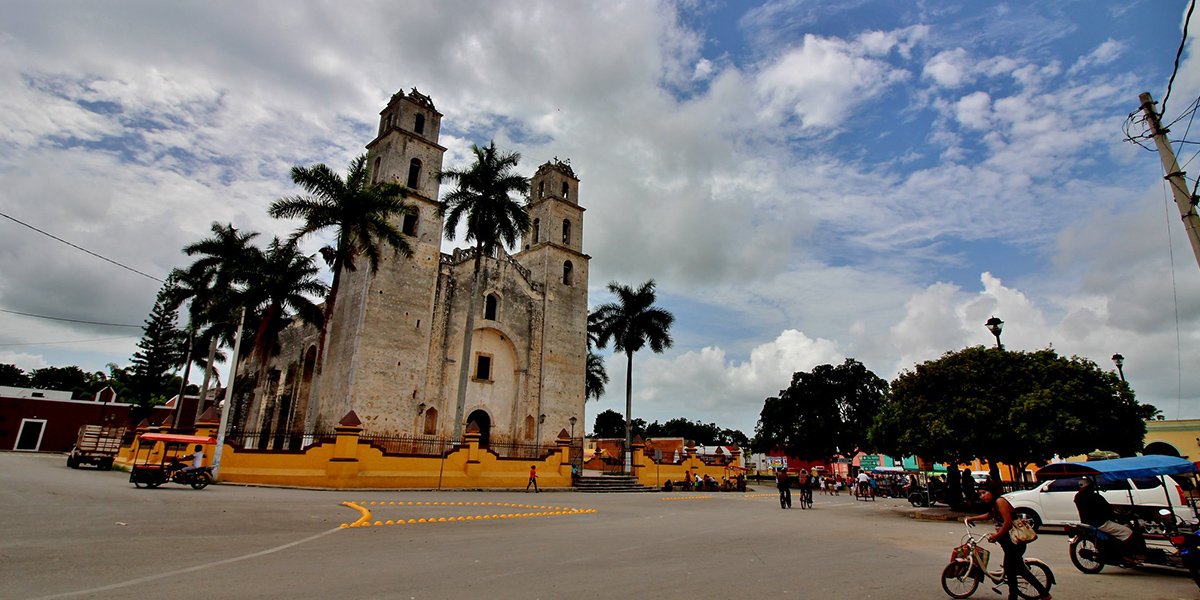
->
[1161,0,1196,118]
[0,307,143,328]
[1161,174,1185,420]
[0,210,165,283]
[0,336,137,347]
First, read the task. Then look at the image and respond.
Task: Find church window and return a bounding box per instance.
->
[402,211,418,237]
[407,158,421,189]
[372,157,381,184]
[485,294,498,320]
[538,181,544,198]
[524,415,536,440]
[532,219,540,244]
[474,353,493,381]
[563,260,573,286]
[423,408,438,435]
[562,181,569,199]
[562,219,571,245]
[414,113,425,135]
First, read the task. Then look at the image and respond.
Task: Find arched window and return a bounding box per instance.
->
[423,407,438,435]
[562,219,571,245]
[563,260,573,285]
[532,219,540,244]
[524,415,536,440]
[407,158,421,189]
[402,211,418,237]
[414,113,425,135]
[485,293,498,320]
[561,181,569,199]
[538,181,544,198]
[372,157,381,183]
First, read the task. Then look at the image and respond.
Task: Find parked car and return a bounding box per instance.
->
[1004,475,1195,531]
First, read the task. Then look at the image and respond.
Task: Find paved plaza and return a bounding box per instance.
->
[2,452,1197,599]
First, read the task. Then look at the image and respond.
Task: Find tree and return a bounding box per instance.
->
[0,363,31,387]
[871,346,1154,483]
[586,351,609,401]
[644,417,749,447]
[268,153,414,420]
[754,358,886,460]
[129,276,189,409]
[592,409,644,439]
[29,366,92,398]
[589,279,675,470]
[238,237,327,434]
[437,141,530,439]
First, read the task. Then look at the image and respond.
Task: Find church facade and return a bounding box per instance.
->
[246,89,589,447]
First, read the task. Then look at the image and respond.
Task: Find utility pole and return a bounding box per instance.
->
[1138,92,1200,272]
[212,307,246,479]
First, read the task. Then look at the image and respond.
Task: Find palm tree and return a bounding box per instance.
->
[437,141,530,439]
[268,153,414,417]
[590,280,675,471]
[239,237,327,436]
[585,311,608,401]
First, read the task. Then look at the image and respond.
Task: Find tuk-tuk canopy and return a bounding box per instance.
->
[139,433,217,445]
[1035,455,1198,483]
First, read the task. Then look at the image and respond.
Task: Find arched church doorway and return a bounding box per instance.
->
[467,409,491,448]
[1143,441,1182,457]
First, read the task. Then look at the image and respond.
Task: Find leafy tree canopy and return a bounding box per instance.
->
[870,346,1155,468]
[645,417,749,447]
[592,409,644,439]
[754,358,887,459]
[0,363,32,387]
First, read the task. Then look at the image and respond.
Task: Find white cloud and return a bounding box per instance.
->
[923,48,971,88]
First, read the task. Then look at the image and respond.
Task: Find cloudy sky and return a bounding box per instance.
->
[1,1,1198,437]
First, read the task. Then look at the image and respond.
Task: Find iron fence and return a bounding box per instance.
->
[224,428,336,452]
[362,433,455,458]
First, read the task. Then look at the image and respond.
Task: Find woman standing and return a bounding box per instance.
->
[965,488,1051,600]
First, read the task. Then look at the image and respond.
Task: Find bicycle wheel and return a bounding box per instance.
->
[940,560,979,598]
[803,490,813,509]
[1016,560,1053,599]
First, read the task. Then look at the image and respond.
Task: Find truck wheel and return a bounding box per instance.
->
[67,455,79,469]
[100,458,113,471]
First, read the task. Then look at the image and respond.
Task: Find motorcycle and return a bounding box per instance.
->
[128,432,216,490]
[1069,510,1200,587]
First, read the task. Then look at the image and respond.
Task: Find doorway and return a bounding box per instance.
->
[466,409,491,448]
[14,419,47,451]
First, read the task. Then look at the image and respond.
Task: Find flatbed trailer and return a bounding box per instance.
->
[67,424,125,470]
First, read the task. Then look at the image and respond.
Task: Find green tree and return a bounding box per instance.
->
[437,141,530,439]
[644,417,749,447]
[238,237,327,433]
[754,358,886,459]
[586,351,609,401]
[129,276,188,408]
[0,363,31,387]
[268,153,414,419]
[871,346,1154,483]
[29,366,91,398]
[590,279,675,470]
[592,409,645,439]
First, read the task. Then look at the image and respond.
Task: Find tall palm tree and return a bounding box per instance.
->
[585,311,608,401]
[268,153,414,417]
[239,237,327,435]
[590,280,675,471]
[437,141,530,439]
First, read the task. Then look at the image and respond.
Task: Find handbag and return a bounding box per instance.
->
[1009,519,1038,544]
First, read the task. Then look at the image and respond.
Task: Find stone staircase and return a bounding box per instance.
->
[575,474,656,493]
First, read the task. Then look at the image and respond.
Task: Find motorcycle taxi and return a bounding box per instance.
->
[128,432,216,490]
[1044,455,1200,589]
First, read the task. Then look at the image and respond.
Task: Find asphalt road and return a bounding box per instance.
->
[1,452,1197,600]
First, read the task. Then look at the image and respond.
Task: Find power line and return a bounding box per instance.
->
[0,335,138,347]
[0,210,165,283]
[1162,0,1196,117]
[0,307,143,328]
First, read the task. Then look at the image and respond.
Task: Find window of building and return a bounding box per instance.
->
[563,260,573,285]
[407,158,421,189]
[423,407,438,435]
[474,353,493,381]
[372,157,381,184]
[562,181,569,199]
[562,219,571,245]
[538,181,544,198]
[532,219,539,244]
[402,212,418,237]
[485,294,498,320]
[524,415,536,440]
[414,113,425,135]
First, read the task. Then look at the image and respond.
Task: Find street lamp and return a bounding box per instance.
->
[1112,354,1125,382]
[985,316,1004,350]
[569,416,577,438]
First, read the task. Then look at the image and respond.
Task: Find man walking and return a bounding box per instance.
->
[526,465,539,492]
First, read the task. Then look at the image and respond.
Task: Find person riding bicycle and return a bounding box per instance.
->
[1074,477,1137,552]
[966,488,1052,600]
[797,470,812,505]
[776,468,791,508]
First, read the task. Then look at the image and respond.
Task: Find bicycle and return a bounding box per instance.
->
[799,486,813,509]
[941,520,1054,599]
[778,485,791,509]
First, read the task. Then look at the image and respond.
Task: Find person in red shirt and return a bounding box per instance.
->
[526,465,539,493]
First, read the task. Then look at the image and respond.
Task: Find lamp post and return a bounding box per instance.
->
[1112,354,1125,383]
[985,316,1004,350]
[569,416,577,439]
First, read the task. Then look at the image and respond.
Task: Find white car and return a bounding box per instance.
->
[1003,475,1195,531]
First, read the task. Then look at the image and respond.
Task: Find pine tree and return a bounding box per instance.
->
[128,276,187,408]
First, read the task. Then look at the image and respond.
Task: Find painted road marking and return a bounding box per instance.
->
[340,500,596,528]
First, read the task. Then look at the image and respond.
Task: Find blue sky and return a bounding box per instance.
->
[0,0,1198,437]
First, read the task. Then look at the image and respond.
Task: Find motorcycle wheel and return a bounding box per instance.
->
[1069,538,1104,574]
[1017,560,1053,599]
[145,479,162,489]
[190,472,211,490]
[940,560,979,598]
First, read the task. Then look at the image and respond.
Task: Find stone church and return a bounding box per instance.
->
[246,89,589,447]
